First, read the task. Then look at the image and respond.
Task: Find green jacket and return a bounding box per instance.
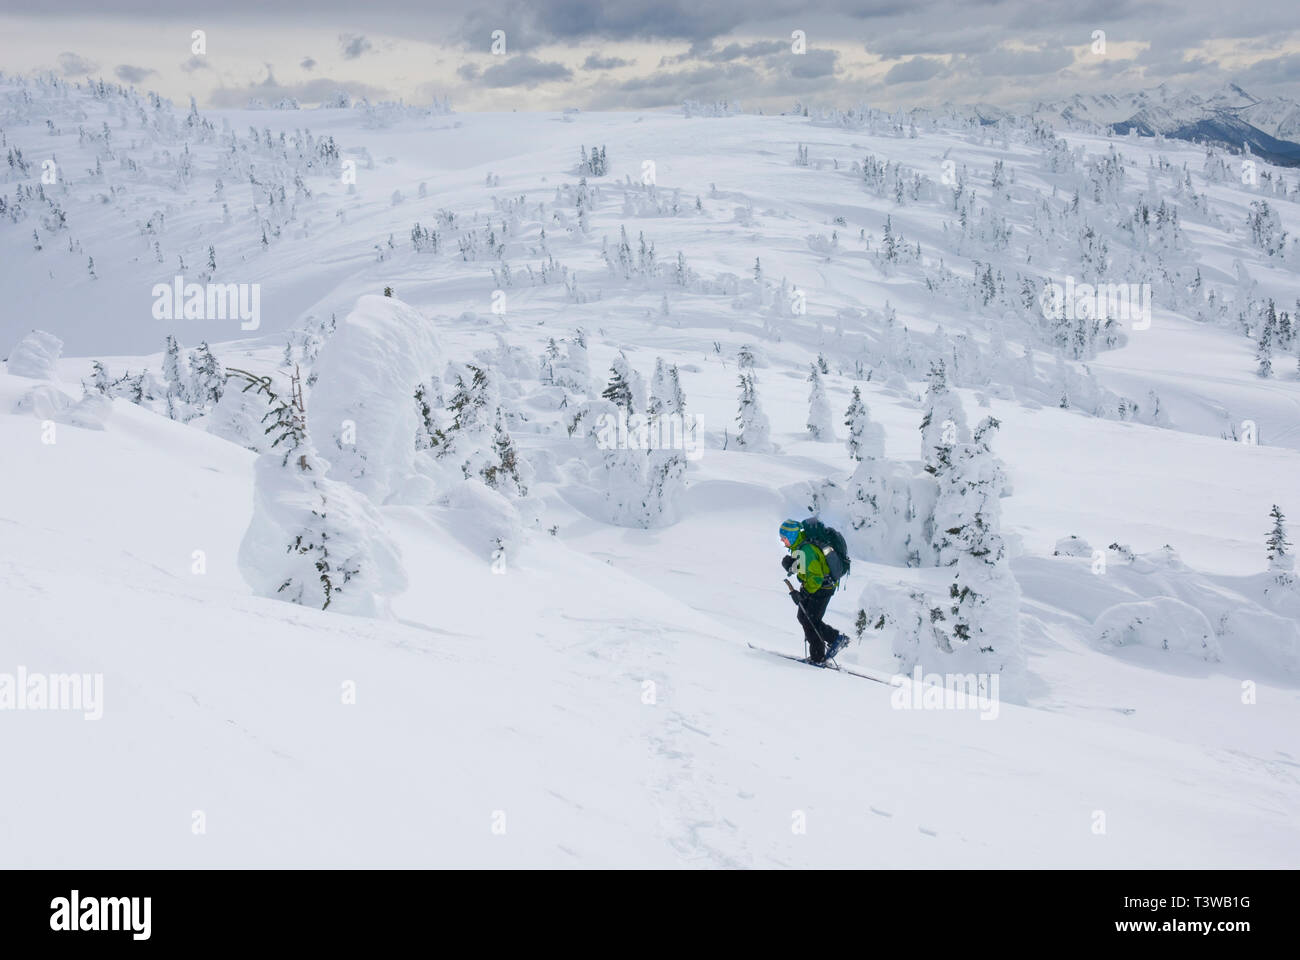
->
[789,534,834,594]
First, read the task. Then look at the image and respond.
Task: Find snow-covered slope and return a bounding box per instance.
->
[3,76,1299,867]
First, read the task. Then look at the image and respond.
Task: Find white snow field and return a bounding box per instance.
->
[2,76,1299,867]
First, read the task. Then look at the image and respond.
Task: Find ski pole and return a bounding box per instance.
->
[785,578,839,661]
[785,578,812,659]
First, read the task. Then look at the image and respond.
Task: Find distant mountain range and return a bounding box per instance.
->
[950,83,1300,167]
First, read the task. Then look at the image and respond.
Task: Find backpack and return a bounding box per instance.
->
[801,517,850,583]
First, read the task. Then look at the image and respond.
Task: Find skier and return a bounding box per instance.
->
[779,519,848,664]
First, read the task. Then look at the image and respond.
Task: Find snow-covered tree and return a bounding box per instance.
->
[117,369,159,407]
[261,369,310,467]
[646,445,687,526]
[735,373,771,452]
[646,360,690,522]
[89,361,111,396]
[1267,504,1293,580]
[919,359,968,474]
[844,385,885,460]
[806,363,834,440]
[667,364,686,415]
[539,338,561,383]
[1258,301,1277,378]
[479,406,530,498]
[627,360,648,411]
[188,342,224,408]
[237,366,405,615]
[1247,200,1287,257]
[579,144,608,177]
[308,294,442,501]
[552,330,593,395]
[838,454,931,567]
[932,415,1003,567]
[587,390,685,528]
[933,415,1022,672]
[414,382,438,451]
[431,364,497,467]
[648,357,671,416]
[602,355,635,413]
[162,335,188,414]
[209,367,274,452]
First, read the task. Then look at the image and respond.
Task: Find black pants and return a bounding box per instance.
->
[796,586,836,661]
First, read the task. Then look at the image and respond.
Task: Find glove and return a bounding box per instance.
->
[781,555,795,573]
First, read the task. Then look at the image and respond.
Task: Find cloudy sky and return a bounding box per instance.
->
[1,0,1298,111]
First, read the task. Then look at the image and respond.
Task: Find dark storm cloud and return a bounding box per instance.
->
[681,40,788,64]
[587,51,854,110]
[583,53,635,70]
[967,46,1075,78]
[340,34,372,59]
[836,0,921,19]
[479,55,573,88]
[301,57,318,71]
[1234,53,1300,87]
[867,26,1005,59]
[1144,57,1218,79]
[114,65,156,83]
[661,39,837,80]
[1005,0,1151,28]
[883,56,947,84]
[787,48,840,79]
[1134,43,1218,79]
[6,0,1300,109]
[179,56,210,73]
[457,0,769,49]
[56,52,98,76]
[1239,35,1292,54]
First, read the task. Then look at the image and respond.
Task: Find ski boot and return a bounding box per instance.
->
[824,632,850,661]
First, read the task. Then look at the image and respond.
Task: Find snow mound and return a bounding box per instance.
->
[1216,606,1300,680]
[1263,577,1300,618]
[1094,597,1221,660]
[14,384,112,430]
[1053,535,1093,557]
[436,477,523,564]
[855,562,1026,697]
[6,330,63,380]
[13,384,73,419]
[63,391,113,430]
[239,451,407,617]
[309,295,442,501]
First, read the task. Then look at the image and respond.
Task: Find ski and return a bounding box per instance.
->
[747,643,894,685]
